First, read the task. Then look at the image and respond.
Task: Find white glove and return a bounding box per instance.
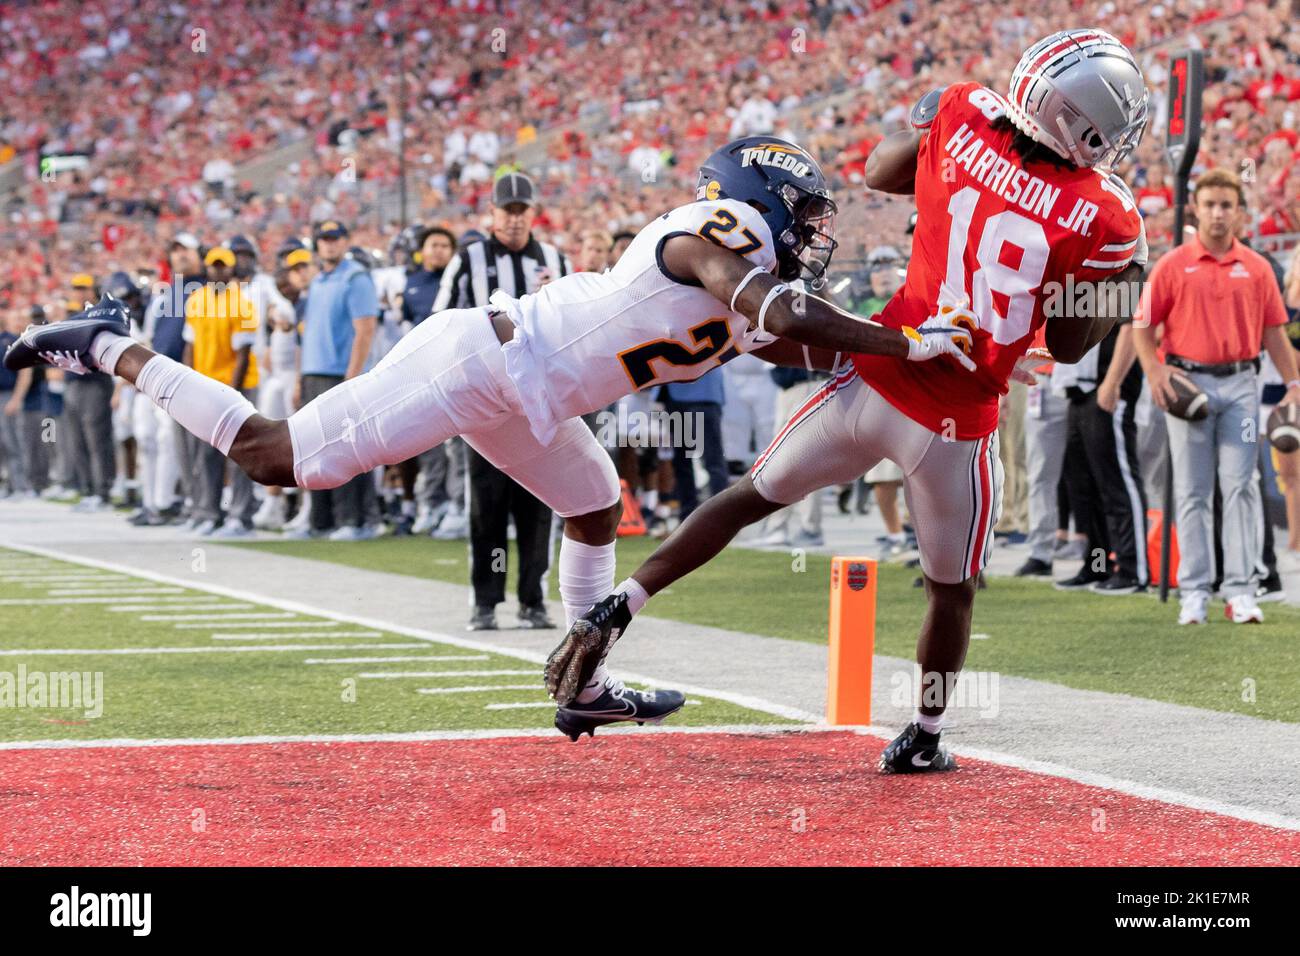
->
[1010,347,1053,385]
[903,301,977,371]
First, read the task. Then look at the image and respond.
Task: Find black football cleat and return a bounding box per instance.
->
[878,722,958,774]
[544,591,631,706]
[554,680,685,741]
[517,603,555,629]
[3,294,130,373]
[466,605,497,631]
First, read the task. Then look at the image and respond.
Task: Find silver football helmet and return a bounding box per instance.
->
[1006,29,1148,172]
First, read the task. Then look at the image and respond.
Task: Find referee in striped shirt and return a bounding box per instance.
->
[432,172,571,631]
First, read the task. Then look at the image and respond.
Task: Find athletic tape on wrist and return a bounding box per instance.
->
[729,266,767,313]
[757,283,789,336]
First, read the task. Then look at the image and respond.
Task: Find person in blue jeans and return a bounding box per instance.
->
[660,365,729,520]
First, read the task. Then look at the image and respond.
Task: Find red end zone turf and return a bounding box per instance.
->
[3,731,1296,866]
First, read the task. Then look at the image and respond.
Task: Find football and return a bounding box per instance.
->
[1267,403,1300,453]
[1165,370,1209,421]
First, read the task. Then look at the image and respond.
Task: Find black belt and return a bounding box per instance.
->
[1166,354,1260,377]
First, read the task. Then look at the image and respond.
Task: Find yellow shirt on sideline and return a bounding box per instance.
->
[184,282,260,389]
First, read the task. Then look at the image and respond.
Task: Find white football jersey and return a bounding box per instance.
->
[494,198,778,445]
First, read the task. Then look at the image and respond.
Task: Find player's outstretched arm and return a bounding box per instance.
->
[749,338,840,371]
[863,128,924,195]
[661,234,973,368]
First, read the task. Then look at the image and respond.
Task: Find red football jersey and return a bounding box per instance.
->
[853,81,1142,439]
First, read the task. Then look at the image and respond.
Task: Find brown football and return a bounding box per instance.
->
[1267,403,1300,453]
[1165,371,1208,421]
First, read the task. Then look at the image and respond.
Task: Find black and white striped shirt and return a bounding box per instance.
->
[431,234,570,313]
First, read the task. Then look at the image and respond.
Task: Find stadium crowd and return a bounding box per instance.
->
[2,0,1300,622]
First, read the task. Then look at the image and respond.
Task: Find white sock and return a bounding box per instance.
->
[558,537,617,629]
[641,489,658,511]
[133,354,257,455]
[575,661,611,704]
[615,576,649,615]
[90,331,134,376]
[914,710,945,735]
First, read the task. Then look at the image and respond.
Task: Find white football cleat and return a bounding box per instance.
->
[1177,592,1208,626]
[1224,594,1264,625]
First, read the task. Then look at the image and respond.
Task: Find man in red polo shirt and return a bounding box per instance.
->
[1132,168,1300,625]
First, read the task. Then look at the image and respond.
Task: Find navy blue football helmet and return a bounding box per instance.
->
[389,222,426,267]
[696,136,838,285]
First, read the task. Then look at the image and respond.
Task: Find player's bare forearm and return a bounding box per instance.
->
[863,129,924,195]
[1046,262,1143,362]
[633,477,783,597]
[750,338,840,371]
[664,235,909,359]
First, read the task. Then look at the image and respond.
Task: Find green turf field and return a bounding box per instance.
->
[232,535,1300,723]
[0,548,789,742]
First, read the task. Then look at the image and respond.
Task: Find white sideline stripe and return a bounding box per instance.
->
[0,596,195,606]
[140,612,296,622]
[0,643,431,657]
[416,685,539,695]
[0,724,814,751]
[484,699,705,711]
[0,541,821,725]
[304,655,490,665]
[842,726,1300,833]
[212,631,383,640]
[484,701,560,710]
[108,603,254,612]
[359,670,536,679]
[2,712,1295,831]
[174,620,327,629]
[5,575,126,583]
[47,587,183,596]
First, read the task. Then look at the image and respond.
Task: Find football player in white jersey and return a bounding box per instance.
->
[6,136,976,740]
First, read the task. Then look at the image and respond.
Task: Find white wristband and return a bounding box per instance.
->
[1287,379,1300,390]
[757,283,789,336]
[729,266,767,313]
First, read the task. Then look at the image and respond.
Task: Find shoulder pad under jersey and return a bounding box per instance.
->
[910,87,947,130]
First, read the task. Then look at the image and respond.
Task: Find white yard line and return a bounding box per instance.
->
[47,587,184,596]
[0,596,195,606]
[484,701,560,710]
[415,685,541,695]
[173,620,327,629]
[107,603,254,613]
[211,631,383,640]
[3,575,127,583]
[139,612,296,622]
[484,699,705,711]
[303,655,490,665]
[0,540,820,724]
[358,669,537,679]
[0,643,431,656]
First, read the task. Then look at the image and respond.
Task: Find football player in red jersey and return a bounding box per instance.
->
[549,29,1151,771]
